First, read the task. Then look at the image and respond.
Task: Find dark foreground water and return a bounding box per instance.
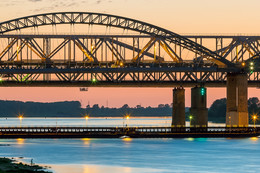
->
[0,118,259,173]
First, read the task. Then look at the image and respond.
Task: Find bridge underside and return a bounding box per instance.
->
[0,81,259,87]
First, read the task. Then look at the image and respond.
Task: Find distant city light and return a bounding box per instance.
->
[241,62,246,67]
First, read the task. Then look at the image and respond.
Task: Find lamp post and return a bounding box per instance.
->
[123,114,130,128]
[18,114,23,127]
[252,114,258,128]
[189,115,193,127]
[85,115,90,127]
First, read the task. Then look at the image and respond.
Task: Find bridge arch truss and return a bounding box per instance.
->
[0,12,231,66]
[0,13,258,86]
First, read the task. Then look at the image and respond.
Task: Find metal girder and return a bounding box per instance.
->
[159,40,181,62]
[132,37,156,62]
[73,39,96,62]
[0,69,259,87]
[0,32,259,87]
[185,35,260,72]
[103,37,163,60]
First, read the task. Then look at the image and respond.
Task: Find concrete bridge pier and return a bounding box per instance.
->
[172,87,185,127]
[190,86,208,127]
[226,73,248,127]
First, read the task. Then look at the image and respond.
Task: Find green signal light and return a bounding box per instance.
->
[200,88,205,96]
[91,78,97,83]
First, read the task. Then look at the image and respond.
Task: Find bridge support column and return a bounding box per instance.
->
[226,73,248,127]
[172,87,185,127]
[190,86,208,127]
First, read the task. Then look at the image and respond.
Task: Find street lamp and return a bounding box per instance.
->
[85,115,90,127]
[189,115,193,127]
[18,114,23,127]
[123,114,130,128]
[251,114,258,128]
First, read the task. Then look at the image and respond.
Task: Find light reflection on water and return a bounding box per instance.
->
[0,118,259,173]
[50,164,164,173]
[0,137,260,173]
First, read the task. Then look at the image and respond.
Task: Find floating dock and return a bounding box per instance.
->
[0,127,259,138]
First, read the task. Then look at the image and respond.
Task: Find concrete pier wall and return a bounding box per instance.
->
[172,87,185,127]
[226,73,248,127]
[190,86,208,127]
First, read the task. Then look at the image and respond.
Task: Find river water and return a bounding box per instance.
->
[0,118,259,173]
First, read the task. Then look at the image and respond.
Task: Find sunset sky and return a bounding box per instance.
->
[0,0,259,108]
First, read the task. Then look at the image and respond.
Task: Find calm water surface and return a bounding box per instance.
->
[0,117,225,127]
[0,118,257,173]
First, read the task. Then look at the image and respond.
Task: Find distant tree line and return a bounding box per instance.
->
[208,97,260,123]
[0,100,174,117]
[85,103,172,117]
[0,98,259,123]
[0,100,85,117]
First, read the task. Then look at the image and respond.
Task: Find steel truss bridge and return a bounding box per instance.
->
[0,12,259,87]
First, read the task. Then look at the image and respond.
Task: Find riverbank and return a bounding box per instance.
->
[0,158,51,173]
